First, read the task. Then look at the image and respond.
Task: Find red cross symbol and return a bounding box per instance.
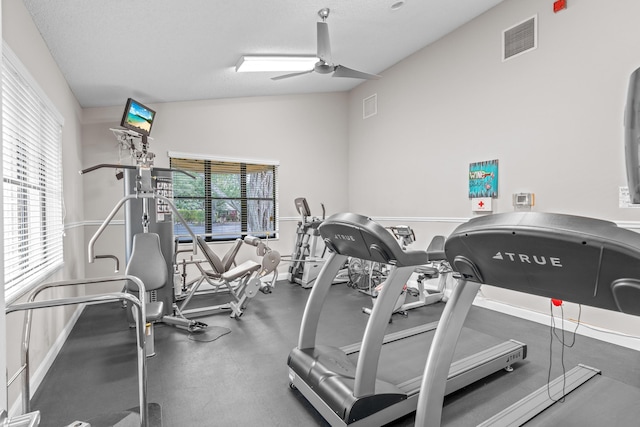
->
[478,200,485,208]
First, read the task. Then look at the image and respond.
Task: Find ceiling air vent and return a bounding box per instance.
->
[363,94,377,119]
[503,15,537,61]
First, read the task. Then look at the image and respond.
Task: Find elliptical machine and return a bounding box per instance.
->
[287,198,327,288]
[361,226,451,318]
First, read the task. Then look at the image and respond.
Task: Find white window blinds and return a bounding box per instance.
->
[2,45,64,303]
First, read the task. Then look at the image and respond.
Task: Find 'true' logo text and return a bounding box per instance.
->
[493,252,562,267]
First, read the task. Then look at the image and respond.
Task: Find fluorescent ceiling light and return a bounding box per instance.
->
[235,56,318,73]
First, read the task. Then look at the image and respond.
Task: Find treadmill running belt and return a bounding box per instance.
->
[346,327,508,386]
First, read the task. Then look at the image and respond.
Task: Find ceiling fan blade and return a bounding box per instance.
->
[271,69,314,81]
[332,65,381,80]
[317,22,331,62]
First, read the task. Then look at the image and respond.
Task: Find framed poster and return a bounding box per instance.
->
[469,159,499,198]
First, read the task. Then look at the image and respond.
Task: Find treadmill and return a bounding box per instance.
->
[415,211,640,426]
[287,213,527,426]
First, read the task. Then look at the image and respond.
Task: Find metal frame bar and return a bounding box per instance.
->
[88,193,199,264]
[297,252,348,349]
[6,275,149,427]
[353,265,415,397]
[478,364,601,427]
[415,277,481,427]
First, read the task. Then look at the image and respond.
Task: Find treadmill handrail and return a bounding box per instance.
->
[353,265,416,398]
[298,252,348,350]
[415,277,482,426]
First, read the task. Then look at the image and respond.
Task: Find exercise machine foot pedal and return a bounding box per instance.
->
[187,321,208,333]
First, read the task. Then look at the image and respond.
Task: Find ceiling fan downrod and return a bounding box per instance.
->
[318,8,330,22]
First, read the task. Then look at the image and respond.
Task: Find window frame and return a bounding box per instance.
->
[169,152,279,243]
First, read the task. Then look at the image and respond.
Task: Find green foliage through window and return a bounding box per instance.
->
[170,157,278,241]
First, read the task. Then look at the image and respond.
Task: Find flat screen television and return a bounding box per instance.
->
[120,98,156,136]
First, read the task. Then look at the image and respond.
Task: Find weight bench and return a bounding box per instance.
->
[175,236,263,318]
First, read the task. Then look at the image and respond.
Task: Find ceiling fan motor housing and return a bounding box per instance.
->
[314,61,334,74]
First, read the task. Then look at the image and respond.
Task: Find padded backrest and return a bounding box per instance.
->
[125,233,168,292]
[318,212,429,267]
[196,235,225,274]
[445,211,640,315]
[221,238,243,272]
[426,235,446,261]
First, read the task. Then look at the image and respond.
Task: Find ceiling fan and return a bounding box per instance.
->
[272,8,381,81]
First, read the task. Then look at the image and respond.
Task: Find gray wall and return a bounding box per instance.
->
[81,94,350,285]
[2,0,85,408]
[348,0,640,334]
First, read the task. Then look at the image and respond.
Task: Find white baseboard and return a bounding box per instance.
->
[473,296,640,351]
[9,304,86,417]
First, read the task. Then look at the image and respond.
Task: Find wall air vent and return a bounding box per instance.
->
[503,15,537,61]
[363,94,377,119]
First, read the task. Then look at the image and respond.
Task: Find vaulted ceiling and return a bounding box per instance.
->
[22,0,505,108]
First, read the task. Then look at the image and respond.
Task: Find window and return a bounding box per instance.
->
[169,153,278,242]
[2,44,64,303]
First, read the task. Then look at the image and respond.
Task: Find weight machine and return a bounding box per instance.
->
[85,125,280,332]
[83,128,207,332]
[171,235,281,319]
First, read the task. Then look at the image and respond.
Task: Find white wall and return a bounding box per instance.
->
[2,0,85,411]
[6,0,640,414]
[347,0,640,336]
[81,94,349,286]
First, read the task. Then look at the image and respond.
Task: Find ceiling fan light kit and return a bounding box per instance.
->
[235,55,319,73]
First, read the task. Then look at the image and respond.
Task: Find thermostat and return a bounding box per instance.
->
[513,193,535,210]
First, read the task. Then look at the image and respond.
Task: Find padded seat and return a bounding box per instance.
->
[145,302,165,322]
[414,265,439,278]
[222,260,261,282]
[125,232,168,357]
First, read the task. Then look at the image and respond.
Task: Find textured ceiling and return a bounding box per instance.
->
[22,0,505,108]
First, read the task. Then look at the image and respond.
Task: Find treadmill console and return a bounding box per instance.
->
[445,211,640,315]
[318,212,429,267]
